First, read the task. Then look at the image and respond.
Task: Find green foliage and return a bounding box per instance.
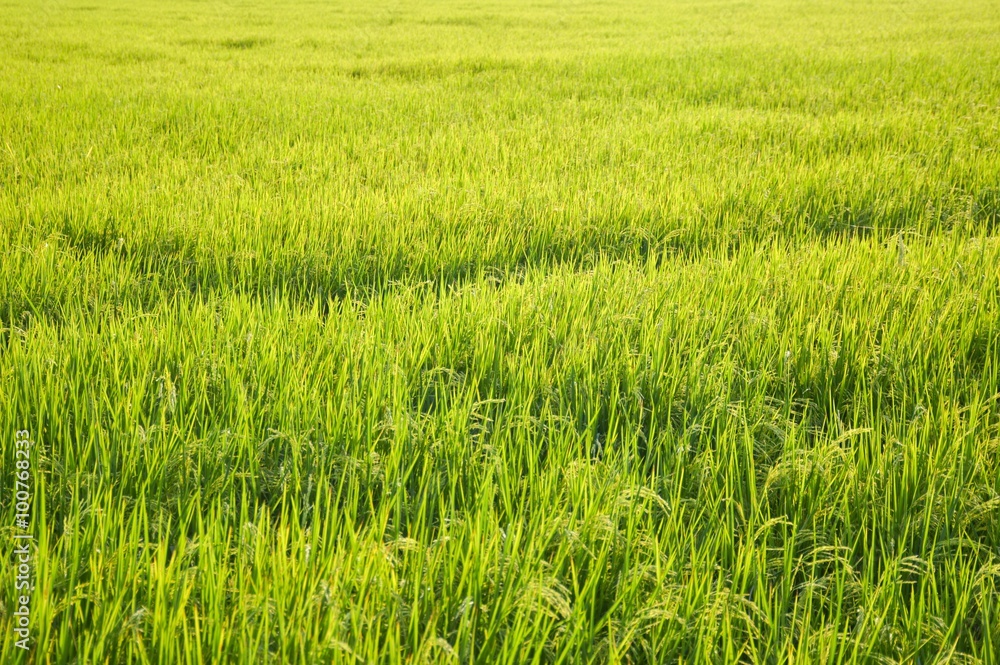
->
[1,0,999,662]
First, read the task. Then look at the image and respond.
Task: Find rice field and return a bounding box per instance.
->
[1,0,999,662]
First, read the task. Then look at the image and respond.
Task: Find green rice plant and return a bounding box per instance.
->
[1,0,998,662]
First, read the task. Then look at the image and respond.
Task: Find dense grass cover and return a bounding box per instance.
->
[1,0,999,662]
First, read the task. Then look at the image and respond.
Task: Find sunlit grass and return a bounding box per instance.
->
[1,0,999,662]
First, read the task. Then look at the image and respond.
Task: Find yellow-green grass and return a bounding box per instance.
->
[1,0,999,662]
